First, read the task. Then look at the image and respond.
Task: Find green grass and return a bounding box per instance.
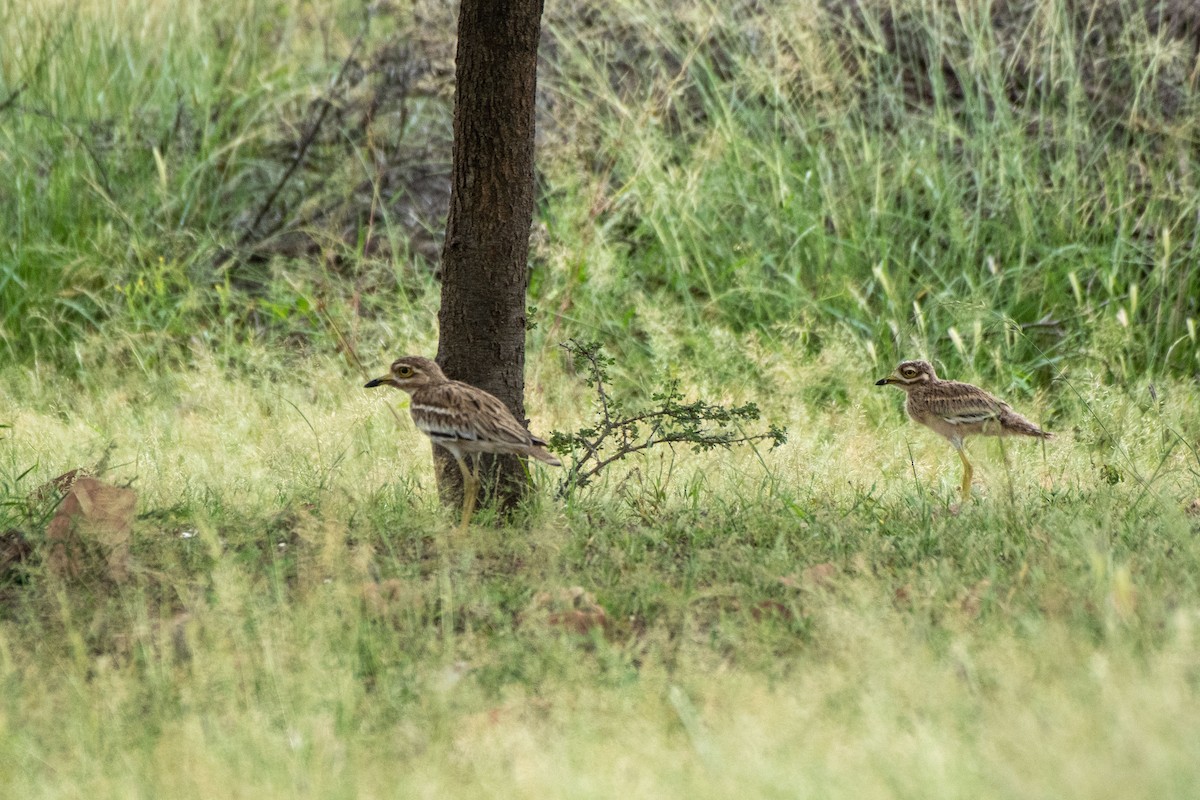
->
[3,0,1200,796]
[2,351,1200,797]
[537,0,1200,381]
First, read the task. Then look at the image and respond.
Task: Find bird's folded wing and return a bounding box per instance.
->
[411,383,532,445]
[471,394,536,446]
[931,383,1006,426]
[410,402,481,441]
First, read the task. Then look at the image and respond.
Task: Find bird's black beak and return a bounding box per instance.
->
[365,377,389,389]
[875,378,890,386]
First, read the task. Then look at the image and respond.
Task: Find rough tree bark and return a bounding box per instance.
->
[434,0,545,512]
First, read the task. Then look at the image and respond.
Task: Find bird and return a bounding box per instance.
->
[875,359,1051,501]
[365,355,561,530]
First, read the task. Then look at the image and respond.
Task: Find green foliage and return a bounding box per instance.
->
[1,0,1197,384]
[549,339,786,493]
[0,0,448,365]
[1100,463,1124,486]
[539,0,1200,382]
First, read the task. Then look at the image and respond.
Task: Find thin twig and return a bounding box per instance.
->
[237,34,365,249]
[0,83,27,113]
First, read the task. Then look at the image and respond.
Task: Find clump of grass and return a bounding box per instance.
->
[0,0,449,365]
[538,0,1200,383]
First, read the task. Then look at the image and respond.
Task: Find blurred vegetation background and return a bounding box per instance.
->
[2,0,1197,387]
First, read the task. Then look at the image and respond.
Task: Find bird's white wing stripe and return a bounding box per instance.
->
[412,403,459,417]
[429,431,479,442]
[412,413,481,441]
[419,424,480,441]
[943,411,1000,425]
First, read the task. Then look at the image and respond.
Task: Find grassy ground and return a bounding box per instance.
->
[3,0,1200,797]
[3,343,1199,798]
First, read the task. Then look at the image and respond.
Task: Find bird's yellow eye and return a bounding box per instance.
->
[396,365,413,377]
[902,368,916,377]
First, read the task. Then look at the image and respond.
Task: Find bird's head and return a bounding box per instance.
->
[875,359,937,389]
[365,355,447,393]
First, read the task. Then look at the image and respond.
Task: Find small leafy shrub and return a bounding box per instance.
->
[549,339,787,494]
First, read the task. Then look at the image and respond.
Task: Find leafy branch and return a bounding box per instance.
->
[549,340,787,494]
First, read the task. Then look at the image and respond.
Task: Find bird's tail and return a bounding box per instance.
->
[527,436,563,466]
[1003,410,1052,439]
[528,445,563,466]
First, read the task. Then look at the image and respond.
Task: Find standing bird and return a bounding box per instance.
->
[876,360,1051,500]
[366,356,561,530]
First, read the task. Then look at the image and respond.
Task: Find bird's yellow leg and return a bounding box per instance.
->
[455,455,479,532]
[955,443,974,501]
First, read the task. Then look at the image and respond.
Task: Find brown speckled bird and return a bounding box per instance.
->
[876,359,1050,500]
[366,356,561,530]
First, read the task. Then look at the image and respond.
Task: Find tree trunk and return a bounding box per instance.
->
[434,0,545,512]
